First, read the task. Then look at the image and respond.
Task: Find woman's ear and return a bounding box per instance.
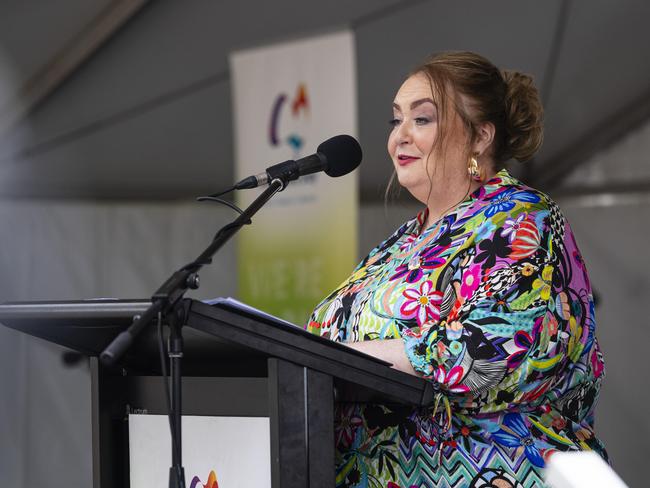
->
[473,122,495,157]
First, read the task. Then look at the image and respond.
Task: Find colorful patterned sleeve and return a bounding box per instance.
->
[305,219,412,341]
[402,195,597,409]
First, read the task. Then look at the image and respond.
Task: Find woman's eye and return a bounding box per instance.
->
[415,117,431,125]
[388,118,401,127]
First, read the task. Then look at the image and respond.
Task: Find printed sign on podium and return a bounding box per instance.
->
[129,415,271,488]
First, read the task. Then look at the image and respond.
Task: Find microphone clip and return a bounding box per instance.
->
[265,159,300,186]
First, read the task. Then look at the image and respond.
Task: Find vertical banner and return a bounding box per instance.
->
[230,31,358,324]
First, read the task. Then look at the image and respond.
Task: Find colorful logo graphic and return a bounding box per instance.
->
[189,470,219,488]
[269,83,310,157]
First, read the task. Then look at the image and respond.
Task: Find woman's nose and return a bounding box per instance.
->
[395,121,412,144]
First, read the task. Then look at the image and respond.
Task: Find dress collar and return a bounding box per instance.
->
[412,168,516,236]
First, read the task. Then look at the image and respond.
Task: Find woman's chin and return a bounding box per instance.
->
[395,178,427,203]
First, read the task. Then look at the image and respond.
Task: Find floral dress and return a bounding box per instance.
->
[306,170,607,488]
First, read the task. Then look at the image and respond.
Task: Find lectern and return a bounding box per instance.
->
[0,298,435,488]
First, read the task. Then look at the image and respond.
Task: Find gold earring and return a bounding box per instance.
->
[468,155,481,182]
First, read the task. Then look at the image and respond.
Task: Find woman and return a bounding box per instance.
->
[306,52,607,488]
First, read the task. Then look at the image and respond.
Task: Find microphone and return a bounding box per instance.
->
[234,134,362,190]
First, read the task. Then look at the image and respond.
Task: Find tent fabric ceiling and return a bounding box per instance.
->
[0,0,648,200]
[0,0,113,81]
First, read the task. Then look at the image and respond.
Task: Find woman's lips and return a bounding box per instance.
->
[397,155,419,166]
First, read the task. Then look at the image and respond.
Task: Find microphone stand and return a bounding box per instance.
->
[100,178,287,488]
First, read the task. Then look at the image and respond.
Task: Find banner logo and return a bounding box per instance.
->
[269,83,310,157]
[231,30,358,324]
[189,470,219,488]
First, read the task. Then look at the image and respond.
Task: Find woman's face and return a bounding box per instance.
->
[387,73,469,205]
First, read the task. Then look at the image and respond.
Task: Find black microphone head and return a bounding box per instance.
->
[317,135,362,177]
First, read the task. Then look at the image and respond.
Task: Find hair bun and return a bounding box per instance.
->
[502,70,544,162]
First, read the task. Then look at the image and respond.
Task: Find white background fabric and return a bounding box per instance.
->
[0,201,237,487]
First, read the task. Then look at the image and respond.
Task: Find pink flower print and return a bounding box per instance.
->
[399,234,418,251]
[400,280,443,326]
[460,265,481,299]
[590,343,605,379]
[502,213,526,243]
[433,365,469,393]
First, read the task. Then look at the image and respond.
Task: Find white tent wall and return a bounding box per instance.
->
[0,201,237,487]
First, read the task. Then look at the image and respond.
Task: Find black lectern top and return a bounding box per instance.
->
[0,298,435,406]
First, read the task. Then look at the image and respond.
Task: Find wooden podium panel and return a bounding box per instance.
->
[0,299,435,488]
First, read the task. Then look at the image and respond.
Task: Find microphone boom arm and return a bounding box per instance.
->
[100,177,287,364]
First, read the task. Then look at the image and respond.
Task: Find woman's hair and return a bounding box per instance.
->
[413,51,544,167]
[384,51,544,208]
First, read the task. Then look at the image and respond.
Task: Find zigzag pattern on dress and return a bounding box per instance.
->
[399,427,439,458]
[547,199,566,253]
[461,266,518,307]
[396,438,546,487]
[398,450,479,487]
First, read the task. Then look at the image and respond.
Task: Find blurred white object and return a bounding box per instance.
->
[545,451,628,488]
